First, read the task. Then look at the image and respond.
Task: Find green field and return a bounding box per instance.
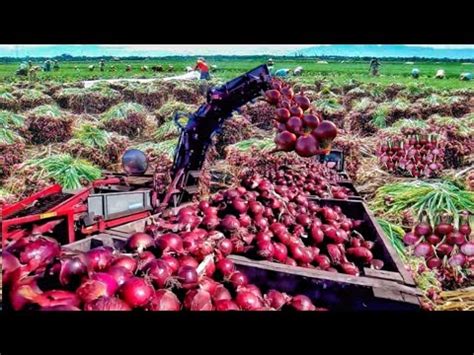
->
[1,58,473,91]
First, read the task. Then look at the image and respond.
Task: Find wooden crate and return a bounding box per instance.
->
[230,255,421,310]
[100,198,414,286]
[311,198,415,286]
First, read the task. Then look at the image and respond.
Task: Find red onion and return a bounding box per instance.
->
[427,257,442,269]
[312,120,337,149]
[212,285,232,302]
[9,277,42,310]
[177,265,199,289]
[110,256,137,273]
[461,242,474,256]
[199,277,219,295]
[238,214,252,228]
[148,290,181,311]
[314,255,331,270]
[370,259,384,270]
[120,277,154,308]
[265,89,281,104]
[448,253,466,267]
[160,255,180,274]
[235,290,264,310]
[220,215,241,232]
[107,266,133,287]
[216,258,235,277]
[289,105,304,118]
[340,263,360,276]
[217,239,233,256]
[144,259,172,288]
[84,296,131,311]
[248,201,264,216]
[413,242,434,258]
[201,215,220,230]
[446,231,466,246]
[403,232,420,246]
[280,86,295,100]
[85,247,114,272]
[156,233,183,254]
[295,135,319,157]
[136,251,156,271]
[126,232,154,253]
[232,198,248,214]
[272,242,288,263]
[289,295,316,311]
[434,213,453,236]
[184,289,213,311]
[76,279,112,304]
[19,236,60,271]
[459,212,471,236]
[302,113,320,129]
[264,290,291,310]
[436,243,453,256]
[285,257,298,267]
[275,131,297,151]
[2,251,21,286]
[414,222,432,237]
[257,240,274,260]
[296,213,311,227]
[198,200,210,211]
[215,299,240,311]
[183,235,199,254]
[310,225,324,244]
[229,271,249,288]
[426,234,441,245]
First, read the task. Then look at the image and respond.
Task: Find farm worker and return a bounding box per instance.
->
[274,68,290,77]
[16,62,28,76]
[369,58,380,76]
[99,59,105,72]
[44,60,51,72]
[411,68,420,78]
[435,69,445,79]
[267,58,275,74]
[294,66,303,76]
[194,57,211,80]
[460,72,472,81]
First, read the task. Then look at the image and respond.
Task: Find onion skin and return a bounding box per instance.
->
[84,296,131,311]
[215,300,240,311]
[148,290,181,311]
[289,295,316,311]
[235,291,264,311]
[126,232,154,253]
[184,289,213,311]
[110,256,138,273]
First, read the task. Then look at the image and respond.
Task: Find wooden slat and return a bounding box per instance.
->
[402,293,422,305]
[363,268,404,283]
[360,201,416,286]
[373,287,405,302]
[229,255,422,297]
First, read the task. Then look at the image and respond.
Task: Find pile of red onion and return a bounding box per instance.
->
[3,233,325,311]
[377,134,445,178]
[265,80,338,157]
[403,211,473,289]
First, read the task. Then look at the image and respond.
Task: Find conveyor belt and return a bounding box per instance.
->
[7,192,73,219]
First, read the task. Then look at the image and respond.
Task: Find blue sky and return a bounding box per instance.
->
[0,45,473,57]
